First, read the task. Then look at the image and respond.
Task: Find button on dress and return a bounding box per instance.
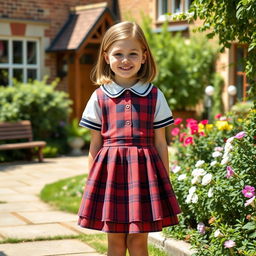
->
[78,82,181,233]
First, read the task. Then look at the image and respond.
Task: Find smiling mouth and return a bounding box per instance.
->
[119,66,133,71]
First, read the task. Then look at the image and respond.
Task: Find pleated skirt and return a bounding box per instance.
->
[78,145,181,233]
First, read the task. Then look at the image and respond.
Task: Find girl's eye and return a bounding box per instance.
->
[130,53,138,56]
[114,53,122,56]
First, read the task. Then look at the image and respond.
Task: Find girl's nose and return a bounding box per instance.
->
[121,56,129,62]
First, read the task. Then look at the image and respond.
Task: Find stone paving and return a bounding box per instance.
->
[0,156,103,256]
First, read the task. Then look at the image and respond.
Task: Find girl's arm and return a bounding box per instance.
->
[88,129,103,170]
[154,127,170,176]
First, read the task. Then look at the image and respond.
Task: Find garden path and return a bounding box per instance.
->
[0,156,103,256]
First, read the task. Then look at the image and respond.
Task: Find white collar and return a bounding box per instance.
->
[100,81,153,98]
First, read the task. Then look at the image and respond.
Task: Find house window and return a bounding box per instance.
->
[172,0,182,14]
[158,0,169,21]
[234,44,249,101]
[0,38,40,86]
[184,0,193,12]
[157,0,193,20]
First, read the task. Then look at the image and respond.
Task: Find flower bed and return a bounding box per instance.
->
[164,110,256,255]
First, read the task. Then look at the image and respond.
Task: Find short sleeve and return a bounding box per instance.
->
[79,91,102,131]
[153,89,174,129]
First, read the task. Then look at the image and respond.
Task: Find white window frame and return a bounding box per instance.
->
[184,0,192,12]
[158,0,169,21]
[0,37,40,86]
[171,0,182,14]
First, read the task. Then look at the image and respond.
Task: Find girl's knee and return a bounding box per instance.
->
[127,233,148,250]
[107,233,127,256]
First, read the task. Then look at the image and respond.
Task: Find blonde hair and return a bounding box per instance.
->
[91,21,157,85]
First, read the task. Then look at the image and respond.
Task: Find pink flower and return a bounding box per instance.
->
[190,124,199,135]
[174,118,183,125]
[184,136,194,146]
[199,131,206,136]
[215,113,222,119]
[186,119,198,128]
[224,240,236,248]
[242,185,255,198]
[234,131,246,139]
[179,132,187,142]
[197,222,206,234]
[226,166,235,179]
[200,120,209,125]
[244,196,255,207]
[171,128,180,136]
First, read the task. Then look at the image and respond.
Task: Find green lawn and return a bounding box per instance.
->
[40,174,87,213]
[40,174,168,256]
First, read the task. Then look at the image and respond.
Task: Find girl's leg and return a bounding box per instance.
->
[126,233,149,256]
[107,233,127,256]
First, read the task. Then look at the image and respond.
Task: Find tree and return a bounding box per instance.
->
[177,0,256,104]
[142,16,218,111]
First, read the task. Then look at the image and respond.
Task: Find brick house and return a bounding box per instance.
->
[0,0,248,119]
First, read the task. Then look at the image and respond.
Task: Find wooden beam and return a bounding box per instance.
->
[74,52,82,119]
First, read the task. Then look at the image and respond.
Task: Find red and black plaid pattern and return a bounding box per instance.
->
[78,86,181,233]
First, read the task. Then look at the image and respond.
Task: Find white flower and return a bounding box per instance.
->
[192,168,207,177]
[212,151,222,158]
[214,146,223,152]
[210,160,217,166]
[191,175,201,184]
[189,186,197,194]
[195,160,205,167]
[185,193,193,204]
[222,151,230,159]
[226,137,234,143]
[178,174,187,181]
[191,193,199,203]
[172,165,181,173]
[202,173,212,185]
[214,229,222,237]
[220,116,227,121]
[208,188,213,197]
[224,143,233,152]
[221,157,229,165]
[244,196,255,207]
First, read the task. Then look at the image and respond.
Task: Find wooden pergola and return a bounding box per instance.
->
[47,4,115,119]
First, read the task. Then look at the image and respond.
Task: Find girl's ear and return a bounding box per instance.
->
[104,52,109,64]
[141,50,147,64]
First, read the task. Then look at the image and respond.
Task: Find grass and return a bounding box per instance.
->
[80,233,167,256]
[40,174,87,213]
[0,235,80,244]
[40,175,168,255]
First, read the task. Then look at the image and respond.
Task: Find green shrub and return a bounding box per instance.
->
[0,78,72,139]
[165,109,256,255]
[0,78,72,161]
[141,16,218,110]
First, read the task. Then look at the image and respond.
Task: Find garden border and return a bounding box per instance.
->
[148,232,196,256]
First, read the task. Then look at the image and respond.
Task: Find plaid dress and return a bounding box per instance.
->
[78,83,181,233]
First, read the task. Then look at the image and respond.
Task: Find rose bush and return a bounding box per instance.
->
[164,109,256,255]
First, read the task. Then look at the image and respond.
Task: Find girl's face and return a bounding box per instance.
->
[104,37,146,87]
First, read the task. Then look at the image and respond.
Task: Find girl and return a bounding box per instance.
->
[78,21,181,256]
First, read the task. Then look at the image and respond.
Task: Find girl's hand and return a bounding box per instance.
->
[88,130,102,170]
[154,127,170,176]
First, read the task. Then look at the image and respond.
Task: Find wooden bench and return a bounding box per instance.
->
[0,120,46,162]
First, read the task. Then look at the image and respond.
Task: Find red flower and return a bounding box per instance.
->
[174,118,183,125]
[179,132,187,142]
[171,128,180,136]
[184,136,194,146]
[214,113,222,119]
[200,120,209,125]
[199,131,206,136]
[190,124,199,135]
[186,119,198,128]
